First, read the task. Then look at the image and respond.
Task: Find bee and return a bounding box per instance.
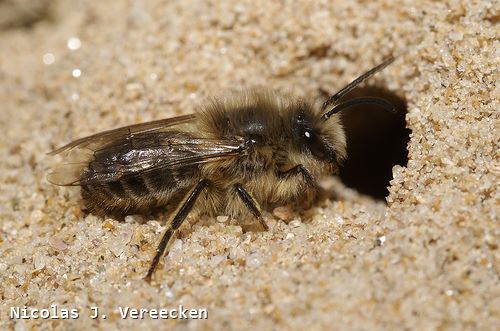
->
[48,58,395,281]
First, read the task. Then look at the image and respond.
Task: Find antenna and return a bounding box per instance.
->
[321,57,395,120]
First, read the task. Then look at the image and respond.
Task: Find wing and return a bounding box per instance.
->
[48,115,246,186]
[48,114,196,155]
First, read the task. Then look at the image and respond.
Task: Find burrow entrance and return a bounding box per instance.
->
[337,87,410,200]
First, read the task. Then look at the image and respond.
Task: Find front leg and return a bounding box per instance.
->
[278,164,316,188]
[234,183,269,231]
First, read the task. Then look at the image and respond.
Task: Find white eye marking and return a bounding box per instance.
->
[304,131,311,138]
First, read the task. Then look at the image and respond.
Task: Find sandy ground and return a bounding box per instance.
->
[0,0,498,330]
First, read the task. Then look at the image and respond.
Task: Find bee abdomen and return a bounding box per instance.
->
[81,176,152,214]
[81,170,195,216]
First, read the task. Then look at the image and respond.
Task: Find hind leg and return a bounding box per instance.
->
[145,179,210,282]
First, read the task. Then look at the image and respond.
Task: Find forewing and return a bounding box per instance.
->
[48,114,196,155]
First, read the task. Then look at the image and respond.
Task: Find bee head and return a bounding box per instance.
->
[291,103,347,166]
[291,57,396,168]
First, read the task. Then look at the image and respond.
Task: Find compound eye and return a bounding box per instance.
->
[303,129,318,144]
[293,115,333,161]
[303,129,330,159]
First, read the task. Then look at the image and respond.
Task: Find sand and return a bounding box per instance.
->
[0,0,498,330]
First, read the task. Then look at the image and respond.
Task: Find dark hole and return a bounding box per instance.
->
[337,87,410,200]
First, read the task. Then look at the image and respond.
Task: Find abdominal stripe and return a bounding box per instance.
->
[144,168,177,192]
[123,176,150,197]
[106,180,125,197]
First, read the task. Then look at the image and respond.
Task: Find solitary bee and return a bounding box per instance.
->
[48,58,395,281]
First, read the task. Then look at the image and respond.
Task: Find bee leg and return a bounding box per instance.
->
[145,179,210,282]
[278,164,316,187]
[234,184,269,231]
